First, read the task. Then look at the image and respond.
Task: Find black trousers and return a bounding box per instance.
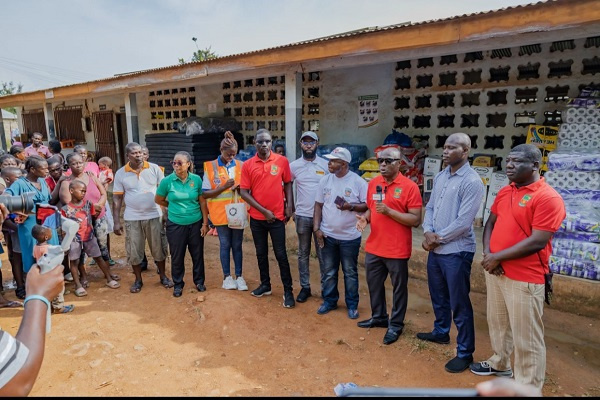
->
[166,219,204,289]
[365,253,409,331]
[249,217,293,292]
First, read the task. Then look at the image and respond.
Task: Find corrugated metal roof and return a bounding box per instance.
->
[0,0,571,96]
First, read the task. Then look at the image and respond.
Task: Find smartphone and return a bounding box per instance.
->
[334,196,346,208]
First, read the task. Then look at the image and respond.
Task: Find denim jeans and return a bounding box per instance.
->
[427,251,475,359]
[320,235,361,310]
[249,218,293,292]
[295,215,324,290]
[216,225,243,277]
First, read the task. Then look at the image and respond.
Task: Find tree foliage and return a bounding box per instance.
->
[178,46,218,64]
[0,81,23,114]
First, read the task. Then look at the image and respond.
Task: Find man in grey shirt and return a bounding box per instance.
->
[417,133,485,374]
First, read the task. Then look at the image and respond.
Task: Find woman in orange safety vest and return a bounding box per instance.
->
[202,131,247,291]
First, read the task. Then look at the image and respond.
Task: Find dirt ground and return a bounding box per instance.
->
[1,224,599,397]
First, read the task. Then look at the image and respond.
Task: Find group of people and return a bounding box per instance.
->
[0,128,564,392]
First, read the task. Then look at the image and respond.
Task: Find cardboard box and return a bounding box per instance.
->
[424,157,443,176]
[476,186,488,218]
[423,175,435,193]
[472,154,496,167]
[473,166,497,186]
[486,173,508,209]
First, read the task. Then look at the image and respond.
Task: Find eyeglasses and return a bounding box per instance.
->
[300,141,317,146]
[377,158,400,164]
[256,140,272,145]
[171,160,186,166]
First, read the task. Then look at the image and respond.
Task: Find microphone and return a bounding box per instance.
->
[376,185,382,203]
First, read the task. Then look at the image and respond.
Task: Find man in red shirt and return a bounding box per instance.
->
[240,129,295,308]
[470,144,565,390]
[23,133,51,159]
[356,147,422,345]
[45,156,64,193]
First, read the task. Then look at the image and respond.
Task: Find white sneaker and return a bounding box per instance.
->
[64,273,74,282]
[222,276,237,290]
[236,276,248,291]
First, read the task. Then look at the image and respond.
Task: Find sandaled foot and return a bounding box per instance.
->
[52,304,75,314]
[160,277,174,289]
[110,274,121,281]
[130,280,143,294]
[105,280,120,289]
[75,287,88,297]
[0,300,23,309]
[108,259,116,266]
[81,280,90,289]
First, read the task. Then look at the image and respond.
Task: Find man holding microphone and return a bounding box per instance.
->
[356,147,422,345]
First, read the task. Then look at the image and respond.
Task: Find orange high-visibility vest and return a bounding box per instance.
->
[203,158,244,226]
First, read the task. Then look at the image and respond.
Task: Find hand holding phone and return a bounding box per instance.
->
[334,196,346,209]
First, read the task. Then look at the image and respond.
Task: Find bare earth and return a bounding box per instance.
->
[1,224,599,397]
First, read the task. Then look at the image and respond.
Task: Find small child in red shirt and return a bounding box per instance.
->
[61,180,120,297]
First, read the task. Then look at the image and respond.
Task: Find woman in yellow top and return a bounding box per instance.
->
[202,132,247,291]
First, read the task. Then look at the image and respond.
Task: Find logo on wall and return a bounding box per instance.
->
[358,94,379,128]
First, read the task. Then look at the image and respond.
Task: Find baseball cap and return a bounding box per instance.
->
[300,131,319,141]
[324,147,352,163]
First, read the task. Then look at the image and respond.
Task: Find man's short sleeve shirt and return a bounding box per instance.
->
[113,161,164,221]
[240,152,291,221]
[365,174,422,259]
[290,156,329,218]
[490,178,565,284]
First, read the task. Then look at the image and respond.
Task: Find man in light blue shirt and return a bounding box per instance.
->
[418,133,485,374]
[290,131,329,303]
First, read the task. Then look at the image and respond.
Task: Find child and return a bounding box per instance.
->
[1,167,26,299]
[32,224,74,313]
[61,180,120,297]
[98,156,114,189]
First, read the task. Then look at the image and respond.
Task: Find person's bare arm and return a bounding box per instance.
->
[374,204,421,228]
[313,201,325,248]
[58,179,72,205]
[112,194,124,235]
[154,194,169,208]
[199,196,209,236]
[284,182,294,223]
[0,263,64,397]
[202,179,234,199]
[482,229,554,271]
[90,174,107,209]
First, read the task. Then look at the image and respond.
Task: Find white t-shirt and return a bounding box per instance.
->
[290,156,329,218]
[113,162,164,221]
[315,171,368,241]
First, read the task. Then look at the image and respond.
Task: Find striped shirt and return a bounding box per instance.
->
[0,330,30,389]
[422,163,485,254]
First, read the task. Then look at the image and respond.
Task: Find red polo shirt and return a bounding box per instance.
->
[240,152,291,221]
[365,174,422,259]
[490,178,565,284]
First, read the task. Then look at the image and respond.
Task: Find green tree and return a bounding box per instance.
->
[0,81,23,114]
[178,39,218,64]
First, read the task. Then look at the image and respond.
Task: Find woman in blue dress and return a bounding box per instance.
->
[5,156,60,282]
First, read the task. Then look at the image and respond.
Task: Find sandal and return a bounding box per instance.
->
[81,280,90,289]
[15,287,26,300]
[110,274,121,281]
[105,280,120,289]
[52,304,75,314]
[130,280,143,294]
[75,287,88,297]
[160,277,174,289]
[0,300,23,309]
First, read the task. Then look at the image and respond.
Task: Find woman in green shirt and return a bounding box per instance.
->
[155,151,209,297]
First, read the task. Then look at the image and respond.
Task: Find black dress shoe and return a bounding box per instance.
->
[416,331,450,344]
[173,287,183,297]
[383,328,402,345]
[445,355,473,373]
[357,318,389,329]
[196,284,206,292]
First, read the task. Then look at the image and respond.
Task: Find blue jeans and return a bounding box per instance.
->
[216,225,244,277]
[295,215,324,290]
[427,251,475,359]
[320,236,361,310]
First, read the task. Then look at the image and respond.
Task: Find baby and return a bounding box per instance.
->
[98,156,114,189]
[31,224,74,314]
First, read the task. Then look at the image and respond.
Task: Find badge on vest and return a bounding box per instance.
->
[270,165,279,176]
[519,194,532,207]
[393,187,402,198]
[213,178,221,186]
